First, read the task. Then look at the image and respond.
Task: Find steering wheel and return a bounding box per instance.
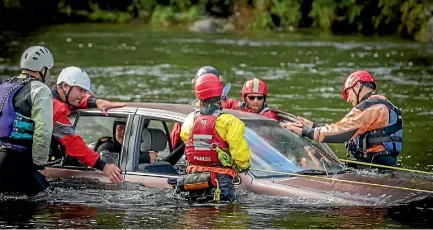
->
[160,143,186,165]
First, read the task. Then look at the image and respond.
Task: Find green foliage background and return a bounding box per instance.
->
[1,0,432,42]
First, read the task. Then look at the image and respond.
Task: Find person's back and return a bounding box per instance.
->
[176,73,251,202]
[344,93,402,165]
[170,97,241,149]
[181,108,251,172]
[170,65,239,149]
[0,46,54,196]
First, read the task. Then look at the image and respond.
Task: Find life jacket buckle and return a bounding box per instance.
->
[210,142,218,150]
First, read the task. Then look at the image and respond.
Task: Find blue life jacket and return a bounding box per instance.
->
[0,77,35,151]
[346,97,403,158]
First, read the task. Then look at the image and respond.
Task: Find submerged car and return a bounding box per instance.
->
[44,103,433,207]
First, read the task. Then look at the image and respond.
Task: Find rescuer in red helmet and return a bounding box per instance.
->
[282,71,403,166]
[176,73,251,202]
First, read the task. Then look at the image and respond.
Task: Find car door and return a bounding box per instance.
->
[45,110,134,183]
[122,109,184,188]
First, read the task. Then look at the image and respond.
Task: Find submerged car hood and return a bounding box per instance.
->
[271,171,433,207]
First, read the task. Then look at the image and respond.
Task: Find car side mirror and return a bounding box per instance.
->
[99,150,120,165]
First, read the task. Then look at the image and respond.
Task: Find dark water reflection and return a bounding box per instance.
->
[1,185,433,229]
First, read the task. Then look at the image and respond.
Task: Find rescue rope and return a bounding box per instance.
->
[339,159,433,176]
[250,168,433,194]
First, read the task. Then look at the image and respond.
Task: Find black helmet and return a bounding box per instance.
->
[192,66,220,84]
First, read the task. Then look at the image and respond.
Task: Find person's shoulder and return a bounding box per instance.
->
[221,98,241,109]
[219,112,236,118]
[30,80,51,92]
[265,108,278,115]
[95,137,114,152]
[53,98,69,115]
[218,113,243,124]
[30,80,52,98]
[185,112,196,120]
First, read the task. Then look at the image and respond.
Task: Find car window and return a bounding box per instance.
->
[74,116,117,145]
[242,119,345,177]
[146,120,173,158]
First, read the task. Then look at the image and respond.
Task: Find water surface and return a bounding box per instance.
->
[1,24,433,228]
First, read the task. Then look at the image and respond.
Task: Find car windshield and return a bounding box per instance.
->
[242,119,345,178]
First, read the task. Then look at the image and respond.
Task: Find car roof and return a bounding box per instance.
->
[93,102,273,121]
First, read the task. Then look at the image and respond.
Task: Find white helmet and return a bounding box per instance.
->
[56,66,91,91]
[20,46,54,71]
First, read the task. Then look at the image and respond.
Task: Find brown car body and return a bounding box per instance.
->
[43,103,433,207]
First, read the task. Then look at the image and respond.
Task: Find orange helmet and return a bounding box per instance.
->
[241,78,268,98]
[194,73,223,100]
[342,71,376,100]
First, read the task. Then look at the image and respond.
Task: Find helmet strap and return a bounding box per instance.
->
[352,83,365,104]
[242,96,251,111]
[58,84,73,106]
[361,89,376,101]
[38,67,47,83]
[65,87,73,106]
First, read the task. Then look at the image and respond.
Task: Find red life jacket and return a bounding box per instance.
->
[185,110,229,166]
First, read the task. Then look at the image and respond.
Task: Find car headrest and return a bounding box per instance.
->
[140,128,167,153]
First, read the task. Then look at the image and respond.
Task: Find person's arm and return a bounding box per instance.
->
[305,105,389,143]
[221,115,251,171]
[180,113,194,143]
[78,93,98,109]
[221,98,241,109]
[170,123,182,148]
[30,81,53,166]
[53,103,105,170]
[78,94,125,116]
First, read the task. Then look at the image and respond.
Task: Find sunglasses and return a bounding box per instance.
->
[247,95,265,101]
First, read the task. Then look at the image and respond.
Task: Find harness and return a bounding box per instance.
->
[346,97,403,159]
[181,107,238,201]
[185,108,234,168]
[0,77,35,152]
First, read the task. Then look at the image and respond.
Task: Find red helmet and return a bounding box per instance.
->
[194,73,223,100]
[242,78,268,98]
[342,71,376,100]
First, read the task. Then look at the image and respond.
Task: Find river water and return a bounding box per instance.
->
[0,23,433,228]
